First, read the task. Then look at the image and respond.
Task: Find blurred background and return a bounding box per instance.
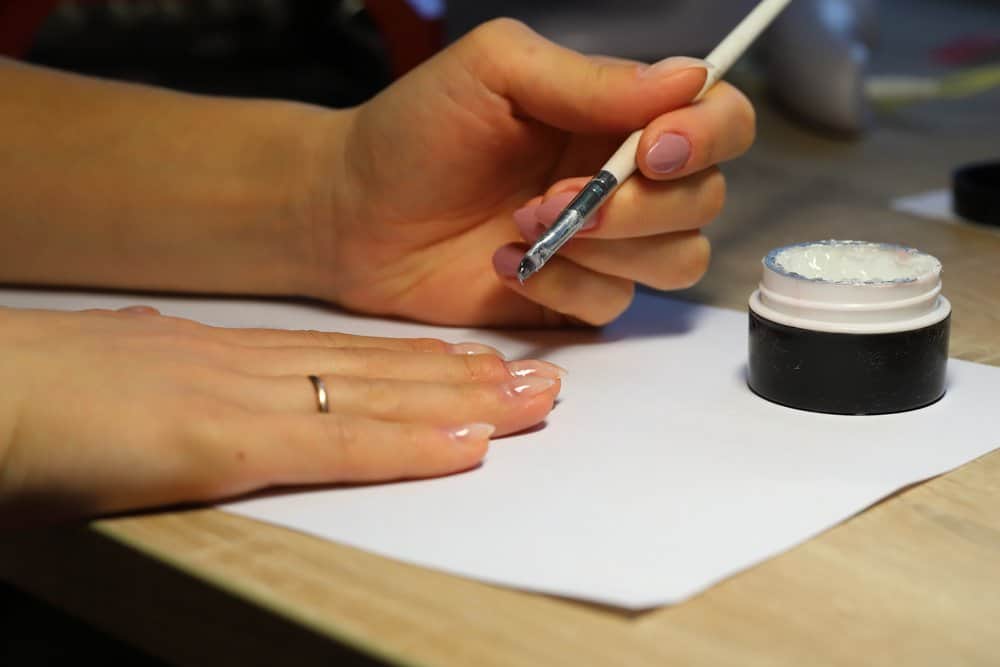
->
[2,0,999,134]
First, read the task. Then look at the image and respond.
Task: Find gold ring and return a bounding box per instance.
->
[308,375,329,413]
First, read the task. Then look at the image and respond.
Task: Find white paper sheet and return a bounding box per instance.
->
[891,189,1000,238]
[3,287,998,609]
[891,188,959,223]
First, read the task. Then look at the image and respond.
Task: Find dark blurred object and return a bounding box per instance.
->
[933,33,1000,66]
[5,0,392,107]
[0,580,164,665]
[953,162,1000,227]
[366,0,443,77]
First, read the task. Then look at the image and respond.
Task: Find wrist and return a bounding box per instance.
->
[284,104,358,303]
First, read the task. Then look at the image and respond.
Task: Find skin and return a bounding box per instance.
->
[0,19,755,526]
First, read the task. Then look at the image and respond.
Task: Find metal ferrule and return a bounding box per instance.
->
[533,170,619,257]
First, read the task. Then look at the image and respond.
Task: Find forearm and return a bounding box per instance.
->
[0,58,346,297]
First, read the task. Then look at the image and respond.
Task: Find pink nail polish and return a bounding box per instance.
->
[449,423,496,443]
[506,360,568,380]
[492,245,524,280]
[513,205,540,227]
[506,376,556,398]
[448,342,506,358]
[536,192,576,225]
[639,56,709,80]
[646,133,691,175]
[514,211,545,243]
[522,223,546,243]
[537,191,601,232]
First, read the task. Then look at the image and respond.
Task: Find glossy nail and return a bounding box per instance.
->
[506,376,556,398]
[513,205,540,227]
[506,360,568,380]
[448,342,506,358]
[639,56,709,80]
[449,423,496,443]
[514,214,546,244]
[492,244,524,280]
[646,133,691,175]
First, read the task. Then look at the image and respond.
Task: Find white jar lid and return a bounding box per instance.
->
[748,240,951,334]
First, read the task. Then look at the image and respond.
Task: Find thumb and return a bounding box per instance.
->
[458,19,709,134]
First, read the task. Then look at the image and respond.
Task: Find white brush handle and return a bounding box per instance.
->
[601,0,794,185]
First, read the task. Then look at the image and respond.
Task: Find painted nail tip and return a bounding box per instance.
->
[513,205,540,226]
[506,360,569,379]
[450,423,497,441]
[639,56,710,79]
[547,363,569,378]
[508,377,557,398]
[492,246,523,280]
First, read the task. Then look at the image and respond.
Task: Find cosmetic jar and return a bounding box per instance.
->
[747,240,950,415]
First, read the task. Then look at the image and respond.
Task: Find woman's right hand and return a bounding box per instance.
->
[0,306,562,527]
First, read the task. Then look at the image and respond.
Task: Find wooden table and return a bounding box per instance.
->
[3,1,1000,661]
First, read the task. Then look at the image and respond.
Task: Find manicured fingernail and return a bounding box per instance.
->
[449,342,506,358]
[514,211,545,243]
[639,56,709,80]
[506,360,568,380]
[537,191,601,231]
[646,133,691,175]
[536,191,575,224]
[513,204,540,227]
[506,376,556,398]
[449,423,496,443]
[492,244,524,280]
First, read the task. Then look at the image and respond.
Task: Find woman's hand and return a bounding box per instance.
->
[313,19,756,327]
[0,306,562,526]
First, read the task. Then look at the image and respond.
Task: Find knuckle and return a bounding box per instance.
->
[463,17,530,54]
[481,17,531,40]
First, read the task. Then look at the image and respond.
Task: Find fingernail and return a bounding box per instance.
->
[513,204,540,227]
[448,342,506,358]
[536,191,575,224]
[514,211,545,243]
[492,244,524,280]
[537,191,601,231]
[519,221,546,244]
[646,133,691,175]
[639,56,709,80]
[505,376,556,398]
[449,423,496,443]
[506,360,568,380]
